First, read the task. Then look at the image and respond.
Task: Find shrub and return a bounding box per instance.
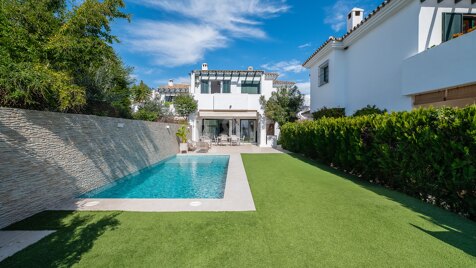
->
[353,105,387,117]
[173,94,198,118]
[280,106,476,219]
[312,107,345,120]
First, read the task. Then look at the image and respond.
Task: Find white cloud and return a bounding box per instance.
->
[296,82,310,96]
[126,0,289,66]
[126,21,228,67]
[324,0,354,32]
[298,43,311,49]
[261,60,305,74]
[324,0,374,32]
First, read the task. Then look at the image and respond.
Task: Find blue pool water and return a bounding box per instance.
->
[80,155,229,199]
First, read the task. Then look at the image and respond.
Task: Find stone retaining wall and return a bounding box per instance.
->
[0,108,180,228]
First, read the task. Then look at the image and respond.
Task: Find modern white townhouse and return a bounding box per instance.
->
[188,63,294,147]
[304,0,476,115]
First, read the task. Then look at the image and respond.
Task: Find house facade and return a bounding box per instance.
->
[188,63,293,147]
[304,0,476,115]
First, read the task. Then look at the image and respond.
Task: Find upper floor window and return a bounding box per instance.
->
[201,80,209,94]
[443,13,476,42]
[319,61,329,87]
[223,80,231,93]
[241,81,260,94]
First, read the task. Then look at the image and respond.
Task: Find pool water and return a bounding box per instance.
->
[80,155,229,199]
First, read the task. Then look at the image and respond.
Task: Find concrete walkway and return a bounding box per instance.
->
[0,231,55,261]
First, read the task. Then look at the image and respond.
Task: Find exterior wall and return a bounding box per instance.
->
[343,0,419,114]
[309,50,347,112]
[419,1,476,51]
[403,30,476,95]
[308,0,475,115]
[0,108,180,228]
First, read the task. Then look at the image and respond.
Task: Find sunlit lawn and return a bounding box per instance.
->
[2,154,475,267]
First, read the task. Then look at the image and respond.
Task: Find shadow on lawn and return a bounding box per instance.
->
[1,211,121,267]
[287,153,476,257]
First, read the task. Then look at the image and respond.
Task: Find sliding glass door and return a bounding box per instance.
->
[202,119,230,138]
[240,120,257,143]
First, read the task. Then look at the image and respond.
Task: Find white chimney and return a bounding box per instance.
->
[168,79,174,87]
[347,8,364,32]
[202,63,208,70]
[248,66,254,71]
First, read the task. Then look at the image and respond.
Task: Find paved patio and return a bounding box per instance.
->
[191,144,288,154]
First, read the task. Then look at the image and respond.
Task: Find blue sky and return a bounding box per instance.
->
[111,0,382,95]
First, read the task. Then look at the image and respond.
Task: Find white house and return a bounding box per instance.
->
[188,63,294,147]
[304,0,476,115]
[157,80,190,103]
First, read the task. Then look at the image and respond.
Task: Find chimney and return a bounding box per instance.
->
[248,66,254,71]
[202,63,208,70]
[168,79,174,87]
[347,8,364,32]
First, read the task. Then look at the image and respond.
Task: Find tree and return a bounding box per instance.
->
[131,81,151,104]
[0,0,133,117]
[132,97,168,122]
[173,94,198,118]
[260,86,304,126]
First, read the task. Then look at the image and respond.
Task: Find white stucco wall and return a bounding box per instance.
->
[403,30,476,95]
[307,0,476,115]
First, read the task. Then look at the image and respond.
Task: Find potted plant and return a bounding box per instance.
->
[176,125,189,153]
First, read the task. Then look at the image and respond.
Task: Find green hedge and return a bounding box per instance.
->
[280,107,476,219]
[312,107,345,120]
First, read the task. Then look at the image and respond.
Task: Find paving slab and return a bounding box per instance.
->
[0,231,55,262]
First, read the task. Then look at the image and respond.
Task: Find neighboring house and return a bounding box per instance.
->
[188,63,290,147]
[304,0,476,115]
[157,80,190,103]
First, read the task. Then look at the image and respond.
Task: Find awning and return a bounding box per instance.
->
[198,111,258,119]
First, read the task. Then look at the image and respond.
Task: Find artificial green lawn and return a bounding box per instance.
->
[1,154,475,267]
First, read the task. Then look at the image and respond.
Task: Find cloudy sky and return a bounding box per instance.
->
[112,0,381,96]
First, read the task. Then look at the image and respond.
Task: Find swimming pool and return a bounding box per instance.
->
[80,155,229,199]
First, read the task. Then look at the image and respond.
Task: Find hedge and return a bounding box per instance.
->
[280,106,476,219]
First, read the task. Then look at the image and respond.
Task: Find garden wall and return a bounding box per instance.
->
[0,107,181,228]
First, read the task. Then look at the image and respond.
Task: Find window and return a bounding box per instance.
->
[463,14,476,33]
[164,96,174,102]
[211,81,221,94]
[222,80,231,93]
[241,81,260,94]
[201,80,209,94]
[319,62,329,87]
[443,13,476,42]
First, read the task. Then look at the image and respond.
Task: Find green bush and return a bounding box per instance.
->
[280,106,476,219]
[353,105,387,117]
[312,107,345,120]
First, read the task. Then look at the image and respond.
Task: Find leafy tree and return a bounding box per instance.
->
[131,80,152,104]
[0,0,132,117]
[132,97,168,122]
[173,94,198,118]
[259,86,304,126]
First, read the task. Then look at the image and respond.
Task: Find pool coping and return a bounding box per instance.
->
[51,153,256,212]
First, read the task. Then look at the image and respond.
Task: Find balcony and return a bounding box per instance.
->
[195,94,261,111]
[402,31,476,96]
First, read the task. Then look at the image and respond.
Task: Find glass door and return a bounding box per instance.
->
[240,119,257,143]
